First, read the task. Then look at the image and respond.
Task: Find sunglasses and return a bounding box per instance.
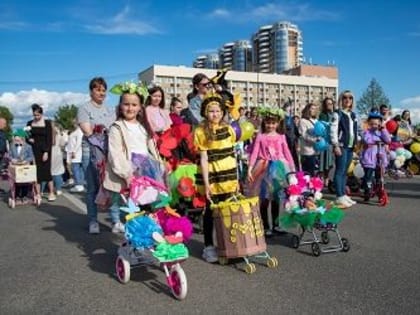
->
[199,82,211,88]
[343,95,353,100]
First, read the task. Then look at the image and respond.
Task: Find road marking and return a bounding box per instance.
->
[62,192,87,214]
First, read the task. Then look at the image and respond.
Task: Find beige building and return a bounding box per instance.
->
[138,64,338,115]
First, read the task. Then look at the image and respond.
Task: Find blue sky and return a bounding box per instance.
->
[1,0,420,126]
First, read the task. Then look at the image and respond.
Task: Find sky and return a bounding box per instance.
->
[0,0,419,127]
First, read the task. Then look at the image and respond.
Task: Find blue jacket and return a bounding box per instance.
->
[9,142,34,163]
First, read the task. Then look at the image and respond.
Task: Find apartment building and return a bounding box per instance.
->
[138,64,338,115]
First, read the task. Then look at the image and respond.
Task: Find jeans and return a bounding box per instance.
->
[334,147,353,197]
[362,168,376,193]
[109,192,122,224]
[86,160,100,223]
[71,162,84,186]
[81,141,90,174]
[53,174,63,192]
[301,155,320,176]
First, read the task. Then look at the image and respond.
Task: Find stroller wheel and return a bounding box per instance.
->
[341,238,350,252]
[321,231,329,244]
[291,235,300,249]
[311,242,321,257]
[170,264,188,300]
[244,263,256,274]
[266,257,279,268]
[115,255,130,284]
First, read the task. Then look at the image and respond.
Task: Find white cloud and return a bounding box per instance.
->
[400,95,420,108]
[84,5,160,35]
[205,3,339,22]
[0,89,89,125]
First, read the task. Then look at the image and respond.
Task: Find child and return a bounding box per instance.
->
[247,108,296,236]
[68,120,84,193]
[50,123,66,197]
[145,86,172,134]
[103,82,161,233]
[9,129,34,202]
[194,92,239,263]
[169,97,184,126]
[360,112,391,200]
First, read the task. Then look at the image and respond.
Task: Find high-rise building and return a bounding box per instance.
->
[218,42,234,69]
[193,53,219,69]
[252,25,272,73]
[232,40,253,72]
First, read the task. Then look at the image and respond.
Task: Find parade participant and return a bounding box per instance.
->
[379,104,391,123]
[77,77,115,234]
[67,120,84,193]
[27,104,55,201]
[194,92,239,263]
[283,102,299,170]
[398,110,413,146]
[318,97,335,186]
[103,83,159,233]
[182,73,211,126]
[9,129,34,201]
[330,90,359,208]
[0,117,8,192]
[145,86,172,134]
[298,103,320,176]
[247,108,295,236]
[50,122,66,196]
[169,97,184,126]
[360,112,391,200]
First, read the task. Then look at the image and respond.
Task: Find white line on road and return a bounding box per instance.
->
[62,192,87,214]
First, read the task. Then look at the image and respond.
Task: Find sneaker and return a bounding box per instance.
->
[202,246,218,263]
[265,229,273,237]
[48,194,56,202]
[56,190,63,196]
[335,196,352,209]
[112,222,125,234]
[70,185,84,193]
[344,195,357,205]
[89,221,100,234]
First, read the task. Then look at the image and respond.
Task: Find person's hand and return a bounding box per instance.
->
[333,146,342,156]
[42,152,48,162]
[247,170,254,183]
[205,185,212,202]
[125,176,133,187]
[28,138,34,144]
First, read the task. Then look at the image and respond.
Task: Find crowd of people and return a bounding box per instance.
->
[0,72,419,264]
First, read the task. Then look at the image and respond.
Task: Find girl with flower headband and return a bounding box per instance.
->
[247,107,295,236]
[103,82,161,233]
[194,92,239,263]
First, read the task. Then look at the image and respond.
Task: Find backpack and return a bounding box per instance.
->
[0,131,7,154]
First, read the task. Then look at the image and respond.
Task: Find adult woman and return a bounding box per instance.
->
[330,90,358,208]
[318,97,335,185]
[298,103,320,176]
[145,86,172,134]
[182,73,211,126]
[104,85,159,233]
[27,104,55,201]
[398,110,413,146]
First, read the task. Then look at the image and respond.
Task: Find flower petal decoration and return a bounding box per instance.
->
[156,129,178,158]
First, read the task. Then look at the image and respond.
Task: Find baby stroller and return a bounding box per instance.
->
[7,162,41,208]
[363,141,389,206]
[280,172,350,257]
[115,179,191,300]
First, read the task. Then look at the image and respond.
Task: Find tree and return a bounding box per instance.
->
[0,105,14,139]
[54,104,78,130]
[357,78,390,116]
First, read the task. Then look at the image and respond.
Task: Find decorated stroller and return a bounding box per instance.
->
[280,172,350,257]
[7,162,40,208]
[115,176,192,300]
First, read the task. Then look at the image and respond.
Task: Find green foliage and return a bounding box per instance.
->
[357,78,390,116]
[0,106,14,139]
[54,104,78,130]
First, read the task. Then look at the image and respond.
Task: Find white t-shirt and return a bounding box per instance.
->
[124,121,149,156]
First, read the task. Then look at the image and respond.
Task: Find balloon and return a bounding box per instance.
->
[353,163,365,179]
[410,142,420,154]
[404,149,412,160]
[239,121,255,141]
[314,138,328,152]
[313,121,327,137]
[389,151,397,160]
[231,121,242,141]
[385,120,398,134]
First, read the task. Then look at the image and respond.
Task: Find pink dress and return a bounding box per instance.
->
[146,106,172,133]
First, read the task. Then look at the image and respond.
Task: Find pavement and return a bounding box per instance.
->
[0,176,420,314]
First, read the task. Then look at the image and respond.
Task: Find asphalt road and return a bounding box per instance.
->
[0,177,419,314]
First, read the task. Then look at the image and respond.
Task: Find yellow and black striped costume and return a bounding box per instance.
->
[194,125,239,199]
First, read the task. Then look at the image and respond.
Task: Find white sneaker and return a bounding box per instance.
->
[56,190,63,196]
[335,196,352,209]
[48,194,57,202]
[70,185,84,193]
[344,195,357,205]
[202,246,218,263]
[89,222,100,234]
[112,222,125,234]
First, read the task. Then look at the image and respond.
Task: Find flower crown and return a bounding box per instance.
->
[110,81,149,100]
[257,106,285,120]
